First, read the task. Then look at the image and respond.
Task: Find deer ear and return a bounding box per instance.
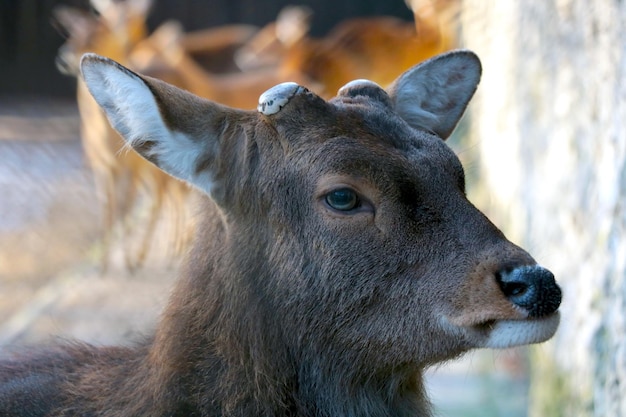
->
[80,53,240,198]
[387,50,481,139]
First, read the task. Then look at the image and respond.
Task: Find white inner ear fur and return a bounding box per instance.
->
[81,55,215,194]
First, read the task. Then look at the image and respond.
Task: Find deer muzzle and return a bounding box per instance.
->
[481,264,562,349]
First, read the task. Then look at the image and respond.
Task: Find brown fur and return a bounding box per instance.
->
[0,51,561,416]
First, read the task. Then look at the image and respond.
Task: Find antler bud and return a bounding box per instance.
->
[257,82,306,115]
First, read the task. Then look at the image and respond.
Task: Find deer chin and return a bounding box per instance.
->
[460,313,560,349]
[444,312,560,349]
[481,313,560,348]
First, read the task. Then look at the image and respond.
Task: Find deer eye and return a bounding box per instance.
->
[325,188,360,211]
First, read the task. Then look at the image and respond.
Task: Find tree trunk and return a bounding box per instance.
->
[460,1,626,415]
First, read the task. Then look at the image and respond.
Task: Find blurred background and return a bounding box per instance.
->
[1,0,625,416]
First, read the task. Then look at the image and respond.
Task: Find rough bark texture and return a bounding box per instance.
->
[460,1,626,415]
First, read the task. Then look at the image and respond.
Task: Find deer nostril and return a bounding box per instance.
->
[496,265,562,318]
[502,281,528,297]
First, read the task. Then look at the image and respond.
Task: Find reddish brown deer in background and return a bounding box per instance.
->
[54,0,194,270]
[0,50,561,416]
[276,15,453,96]
[130,21,322,108]
[266,0,459,96]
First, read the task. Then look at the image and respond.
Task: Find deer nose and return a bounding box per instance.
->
[496,265,562,318]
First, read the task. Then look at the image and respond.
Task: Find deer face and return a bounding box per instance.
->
[81,51,560,372]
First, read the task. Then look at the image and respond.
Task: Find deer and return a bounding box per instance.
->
[231,1,459,97]
[129,20,323,107]
[0,50,562,417]
[54,0,193,271]
[174,23,259,74]
[233,5,314,71]
[277,13,456,97]
[233,1,459,97]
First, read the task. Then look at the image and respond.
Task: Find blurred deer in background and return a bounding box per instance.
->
[55,0,183,272]
[130,20,322,107]
[235,0,460,95]
[177,24,258,73]
[135,0,460,105]
[234,5,314,71]
[406,0,460,47]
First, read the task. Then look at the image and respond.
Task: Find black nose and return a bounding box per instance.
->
[497,265,562,318]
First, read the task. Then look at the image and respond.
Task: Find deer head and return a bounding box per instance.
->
[80,50,560,416]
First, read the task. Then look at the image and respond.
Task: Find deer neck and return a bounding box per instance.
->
[144,198,430,417]
[143,197,288,414]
